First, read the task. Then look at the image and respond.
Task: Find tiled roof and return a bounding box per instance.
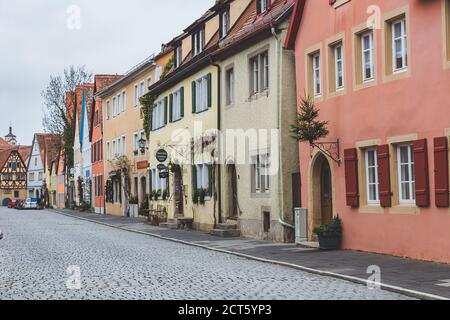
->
[219,0,294,50]
[0,145,31,170]
[0,138,10,150]
[44,134,62,171]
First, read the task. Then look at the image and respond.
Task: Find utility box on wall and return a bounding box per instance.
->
[295,208,308,244]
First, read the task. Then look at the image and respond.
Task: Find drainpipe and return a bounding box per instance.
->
[271,26,295,231]
[212,62,223,225]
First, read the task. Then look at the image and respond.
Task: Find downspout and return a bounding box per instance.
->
[271,25,295,231]
[212,62,223,225]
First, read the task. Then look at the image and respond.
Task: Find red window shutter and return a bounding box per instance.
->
[435,137,449,208]
[414,139,430,207]
[344,148,359,207]
[377,145,392,208]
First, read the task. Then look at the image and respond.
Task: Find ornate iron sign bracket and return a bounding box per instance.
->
[311,139,342,166]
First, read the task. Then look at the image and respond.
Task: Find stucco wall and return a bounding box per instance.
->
[294,0,450,263]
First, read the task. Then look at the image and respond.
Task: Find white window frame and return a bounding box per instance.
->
[134,84,139,107]
[334,44,344,90]
[106,142,110,161]
[117,138,121,157]
[117,94,121,115]
[263,52,269,91]
[361,31,375,82]
[313,53,321,97]
[195,76,208,113]
[365,148,380,205]
[133,132,139,152]
[175,46,182,68]
[112,97,116,117]
[106,100,111,120]
[226,68,234,105]
[122,91,126,112]
[140,130,146,154]
[152,98,165,130]
[221,10,230,38]
[193,28,204,57]
[140,81,145,97]
[259,0,268,13]
[195,163,211,194]
[392,18,408,73]
[397,144,415,205]
[172,89,182,122]
[147,77,152,90]
[112,140,116,159]
[121,135,126,156]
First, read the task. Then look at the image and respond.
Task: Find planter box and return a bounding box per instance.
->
[129,204,139,218]
[318,235,341,251]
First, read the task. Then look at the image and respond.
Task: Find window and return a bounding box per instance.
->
[112,140,116,159]
[226,68,234,105]
[155,66,161,81]
[171,89,183,122]
[117,139,121,157]
[140,131,146,154]
[253,153,270,193]
[361,31,374,81]
[106,142,110,160]
[122,91,126,112]
[134,84,139,107]
[365,149,380,204]
[14,191,19,198]
[117,94,121,115]
[194,164,211,196]
[194,75,209,113]
[29,173,35,181]
[152,99,166,130]
[38,172,43,181]
[257,0,269,15]
[34,157,37,166]
[312,53,321,96]
[397,144,415,204]
[151,168,168,196]
[193,27,205,57]
[133,133,139,152]
[121,136,126,155]
[106,100,111,120]
[140,81,145,97]
[334,44,344,90]
[249,51,269,96]
[175,46,182,68]
[391,18,408,72]
[112,97,116,117]
[220,9,230,38]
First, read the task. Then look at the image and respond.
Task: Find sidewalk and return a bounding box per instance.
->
[53,208,450,300]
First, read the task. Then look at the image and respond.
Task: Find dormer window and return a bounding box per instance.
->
[174,45,182,68]
[193,27,205,57]
[220,8,230,39]
[257,0,269,15]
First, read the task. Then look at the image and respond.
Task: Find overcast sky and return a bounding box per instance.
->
[0,0,212,146]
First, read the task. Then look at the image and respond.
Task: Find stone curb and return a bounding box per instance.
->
[53,210,448,301]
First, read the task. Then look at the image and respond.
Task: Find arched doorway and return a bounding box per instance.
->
[226,164,238,220]
[309,152,334,240]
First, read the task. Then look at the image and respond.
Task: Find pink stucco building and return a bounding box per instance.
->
[286,0,450,263]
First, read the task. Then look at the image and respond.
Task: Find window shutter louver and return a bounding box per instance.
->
[192,81,196,113]
[414,139,430,207]
[180,87,185,118]
[434,137,449,208]
[207,73,212,108]
[377,145,392,207]
[344,148,359,207]
[192,165,197,197]
[169,94,173,123]
[164,96,168,125]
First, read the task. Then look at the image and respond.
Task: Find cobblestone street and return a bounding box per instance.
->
[0,208,411,300]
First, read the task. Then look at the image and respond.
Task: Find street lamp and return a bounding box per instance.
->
[138,137,147,154]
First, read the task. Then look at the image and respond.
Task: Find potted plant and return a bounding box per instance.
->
[314,217,342,250]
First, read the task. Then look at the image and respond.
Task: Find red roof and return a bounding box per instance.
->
[0,137,10,150]
[284,0,306,50]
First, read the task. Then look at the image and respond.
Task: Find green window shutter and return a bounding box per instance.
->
[164,96,168,125]
[169,94,173,123]
[191,81,196,113]
[149,171,153,194]
[180,87,185,118]
[207,73,212,108]
[192,165,197,198]
[207,164,213,197]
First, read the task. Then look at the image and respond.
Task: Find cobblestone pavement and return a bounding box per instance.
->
[0,208,412,300]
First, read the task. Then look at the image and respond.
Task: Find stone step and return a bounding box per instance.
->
[216,223,238,230]
[210,229,241,238]
[159,222,179,230]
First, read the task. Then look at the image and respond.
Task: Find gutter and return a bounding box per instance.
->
[271,25,295,231]
[212,62,222,225]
